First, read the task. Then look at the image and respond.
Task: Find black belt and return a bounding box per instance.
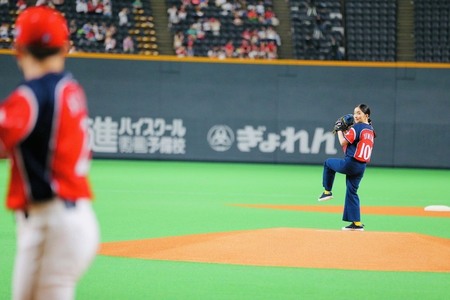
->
[22,199,77,219]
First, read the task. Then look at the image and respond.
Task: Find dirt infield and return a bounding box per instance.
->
[99,206,450,273]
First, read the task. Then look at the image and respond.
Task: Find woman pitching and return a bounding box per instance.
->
[318,104,376,231]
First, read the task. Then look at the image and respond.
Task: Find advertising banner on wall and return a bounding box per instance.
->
[88,115,338,164]
[89,116,187,155]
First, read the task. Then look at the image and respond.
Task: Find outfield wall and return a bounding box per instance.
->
[0,53,449,168]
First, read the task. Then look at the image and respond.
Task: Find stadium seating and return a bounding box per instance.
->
[289,0,345,60]
[345,0,397,61]
[0,1,158,55]
[60,0,158,55]
[414,0,449,62]
[0,1,15,49]
[1,1,450,62]
[166,0,281,59]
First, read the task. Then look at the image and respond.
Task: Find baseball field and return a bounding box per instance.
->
[0,159,449,299]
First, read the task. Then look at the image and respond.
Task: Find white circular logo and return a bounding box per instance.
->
[207,125,234,152]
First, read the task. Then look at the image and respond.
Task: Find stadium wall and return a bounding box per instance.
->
[0,53,449,168]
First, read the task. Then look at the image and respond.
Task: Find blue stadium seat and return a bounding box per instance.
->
[414,0,448,62]
[345,0,397,62]
[289,0,345,60]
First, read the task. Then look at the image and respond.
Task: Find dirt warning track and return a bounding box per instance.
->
[230,204,450,217]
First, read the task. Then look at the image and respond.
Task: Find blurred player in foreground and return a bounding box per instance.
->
[318,104,375,231]
[0,6,99,300]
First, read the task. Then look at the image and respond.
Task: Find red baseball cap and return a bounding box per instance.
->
[14,6,69,48]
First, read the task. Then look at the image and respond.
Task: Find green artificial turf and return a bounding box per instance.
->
[0,159,449,299]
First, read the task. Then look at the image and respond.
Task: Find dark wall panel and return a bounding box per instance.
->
[0,55,448,168]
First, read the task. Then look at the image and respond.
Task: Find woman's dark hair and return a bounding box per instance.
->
[357,103,376,137]
[357,103,371,122]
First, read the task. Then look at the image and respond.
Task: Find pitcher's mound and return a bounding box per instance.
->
[99,228,450,273]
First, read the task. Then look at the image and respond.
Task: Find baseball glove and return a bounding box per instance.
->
[332,114,354,134]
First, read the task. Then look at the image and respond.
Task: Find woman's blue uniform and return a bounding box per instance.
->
[322,123,375,222]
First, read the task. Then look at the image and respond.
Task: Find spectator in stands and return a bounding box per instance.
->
[220,0,233,16]
[330,37,344,60]
[210,17,221,36]
[247,7,258,23]
[194,5,204,18]
[123,35,134,53]
[0,0,8,7]
[250,29,259,44]
[312,20,324,41]
[181,0,191,7]
[237,39,251,58]
[186,33,195,49]
[217,47,226,59]
[198,0,209,9]
[202,17,211,32]
[36,0,55,7]
[94,0,104,14]
[132,0,143,10]
[248,43,259,59]
[264,7,279,26]
[16,0,26,12]
[176,45,187,57]
[233,12,243,26]
[260,42,271,59]
[186,24,197,41]
[85,25,96,43]
[178,5,187,22]
[186,44,194,57]
[173,30,184,50]
[103,0,111,17]
[87,0,96,14]
[76,0,88,13]
[69,43,77,53]
[257,26,267,41]
[208,46,226,59]
[194,20,205,39]
[242,28,251,41]
[266,26,281,46]
[69,19,78,36]
[224,40,234,58]
[99,22,108,38]
[77,22,92,40]
[215,0,226,7]
[104,34,116,52]
[92,23,105,42]
[232,1,246,16]
[207,46,218,58]
[118,8,129,26]
[266,40,278,59]
[0,23,9,40]
[106,24,117,37]
[256,1,265,16]
[305,0,317,17]
[168,5,179,25]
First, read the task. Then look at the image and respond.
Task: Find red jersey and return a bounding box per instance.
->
[0,72,92,210]
[343,123,375,163]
